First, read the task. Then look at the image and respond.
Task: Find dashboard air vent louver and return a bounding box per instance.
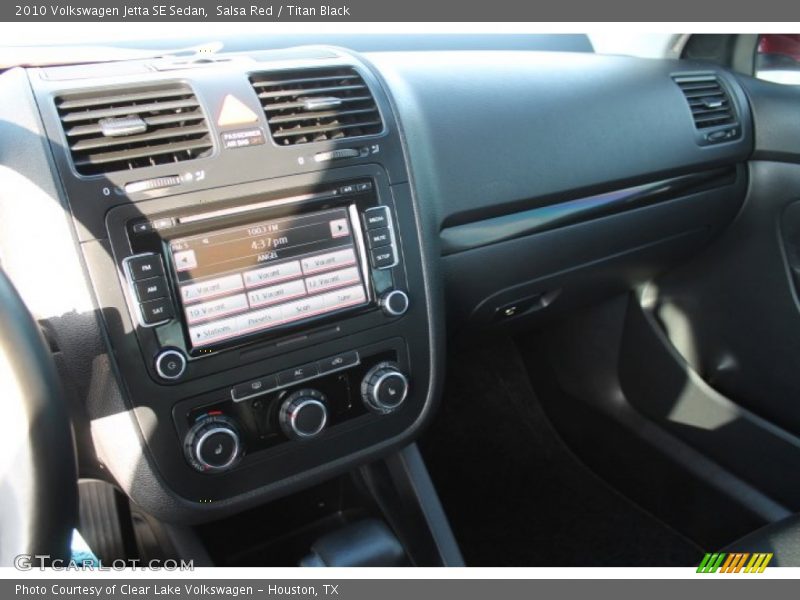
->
[55,83,213,176]
[250,67,383,146]
[674,75,737,130]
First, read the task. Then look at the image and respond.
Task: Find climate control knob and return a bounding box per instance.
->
[361,362,409,414]
[184,415,242,474]
[279,389,329,441]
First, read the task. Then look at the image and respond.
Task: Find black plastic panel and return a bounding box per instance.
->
[81,166,438,509]
[441,170,747,328]
[440,167,737,255]
[15,52,446,521]
[366,52,753,231]
[737,74,800,164]
[31,50,410,243]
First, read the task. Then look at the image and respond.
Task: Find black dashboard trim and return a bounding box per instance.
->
[440,166,738,255]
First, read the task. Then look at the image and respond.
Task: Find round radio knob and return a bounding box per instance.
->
[380,290,409,317]
[155,348,187,381]
[361,362,409,414]
[184,415,242,474]
[279,389,328,441]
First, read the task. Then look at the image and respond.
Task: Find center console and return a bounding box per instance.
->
[102,168,427,501]
[28,51,442,521]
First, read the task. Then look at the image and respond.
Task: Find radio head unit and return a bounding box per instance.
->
[167,206,371,351]
[120,179,404,369]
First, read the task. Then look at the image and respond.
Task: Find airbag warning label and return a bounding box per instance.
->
[221,128,266,149]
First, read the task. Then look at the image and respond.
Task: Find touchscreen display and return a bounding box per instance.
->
[167,208,368,348]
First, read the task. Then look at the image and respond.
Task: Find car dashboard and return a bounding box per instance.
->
[0,43,755,524]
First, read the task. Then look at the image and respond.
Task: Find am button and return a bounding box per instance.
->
[134,276,168,302]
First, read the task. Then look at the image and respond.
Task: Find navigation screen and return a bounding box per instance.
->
[167,208,368,348]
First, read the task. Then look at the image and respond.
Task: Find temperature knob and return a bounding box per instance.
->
[184,415,242,474]
[279,389,329,441]
[361,362,409,414]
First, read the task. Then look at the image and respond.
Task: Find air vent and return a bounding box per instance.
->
[250,67,383,146]
[55,83,213,176]
[674,75,737,130]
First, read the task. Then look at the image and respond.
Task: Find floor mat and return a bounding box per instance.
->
[419,335,704,567]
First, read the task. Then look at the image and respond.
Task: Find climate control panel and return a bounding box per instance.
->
[177,341,410,474]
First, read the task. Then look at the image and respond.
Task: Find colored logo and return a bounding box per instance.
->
[697,552,773,573]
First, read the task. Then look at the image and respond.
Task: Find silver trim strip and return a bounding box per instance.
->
[177,190,329,225]
[349,203,374,303]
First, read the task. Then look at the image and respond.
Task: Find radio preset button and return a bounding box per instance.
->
[181,273,244,304]
[128,255,164,281]
[317,351,360,375]
[140,297,174,325]
[189,314,239,346]
[185,293,248,325]
[134,276,168,302]
[232,375,278,401]
[364,207,389,230]
[243,260,302,288]
[370,246,397,269]
[366,227,392,249]
[247,279,306,309]
[238,305,284,333]
[305,266,360,294]
[322,284,367,310]
[278,363,320,386]
[301,248,357,275]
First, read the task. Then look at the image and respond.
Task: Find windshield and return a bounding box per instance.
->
[0,24,683,67]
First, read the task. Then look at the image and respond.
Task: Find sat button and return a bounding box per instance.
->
[140,297,174,325]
